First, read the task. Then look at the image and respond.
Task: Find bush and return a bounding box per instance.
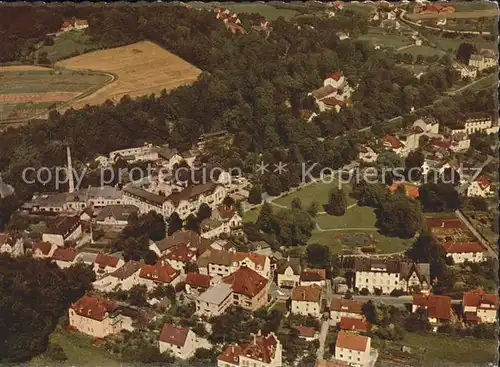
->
[361,245,377,253]
[359,288,370,296]
[390,289,405,297]
[45,342,67,361]
[374,287,383,296]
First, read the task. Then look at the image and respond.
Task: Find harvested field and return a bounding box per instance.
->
[407,9,498,20]
[0,65,52,72]
[56,41,201,109]
[0,92,80,103]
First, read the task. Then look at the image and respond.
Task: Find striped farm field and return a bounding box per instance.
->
[0,92,81,103]
[0,65,53,72]
[55,40,201,110]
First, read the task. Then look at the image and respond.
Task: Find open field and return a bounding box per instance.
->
[272,180,355,209]
[30,328,122,367]
[314,206,377,230]
[56,41,201,110]
[428,35,496,53]
[358,28,412,49]
[0,69,110,121]
[402,332,498,365]
[36,30,100,63]
[0,65,53,72]
[448,1,498,12]
[397,45,446,57]
[407,8,498,20]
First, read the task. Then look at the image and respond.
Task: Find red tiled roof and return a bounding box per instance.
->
[71,295,118,321]
[52,247,77,262]
[440,242,484,254]
[476,175,491,190]
[381,135,403,149]
[425,218,464,229]
[218,344,244,365]
[327,72,343,81]
[463,289,498,308]
[389,181,420,198]
[316,359,349,367]
[322,97,346,108]
[300,268,326,282]
[339,317,371,332]
[32,241,53,255]
[223,266,267,297]
[330,298,363,314]
[291,284,322,303]
[464,311,480,323]
[336,331,369,352]
[413,294,452,320]
[159,323,189,347]
[164,244,197,263]
[217,204,237,220]
[75,19,88,26]
[294,325,316,338]
[139,260,179,284]
[185,272,211,289]
[431,138,452,149]
[95,253,120,268]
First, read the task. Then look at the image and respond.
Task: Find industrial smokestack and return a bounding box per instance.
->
[67,146,75,193]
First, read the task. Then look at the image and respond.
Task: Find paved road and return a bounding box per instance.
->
[330,294,461,306]
[316,319,330,361]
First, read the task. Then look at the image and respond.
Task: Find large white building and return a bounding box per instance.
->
[42,215,82,247]
[335,331,378,367]
[354,259,430,294]
[440,242,485,264]
[69,295,135,339]
[468,49,497,71]
[291,284,323,317]
[197,248,271,279]
[443,117,499,137]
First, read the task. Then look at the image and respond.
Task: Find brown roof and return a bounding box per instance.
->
[45,215,80,236]
[327,72,343,81]
[294,325,316,338]
[219,344,244,365]
[316,359,349,367]
[277,257,301,274]
[71,295,118,321]
[123,186,168,206]
[164,244,197,262]
[217,204,237,220]
[32,241,53,255]
[300,268,326,282]
[167,182,219,205]
[339,317,371,332]
[475,175,491,190]
[413,294,452,320]
[139,260,179,284]
[159,323,189,347]
[197,248,233,268]
[223,266,268,297]
[232,251,267,268]
[381,135,403,149]
[353,258,401,273]
[52,247,77,262]
[291,285,322,303]
[336,331,369,352]
[155,229,213,253]
[110,260,142,280]
[330,298,363,314]
[311,85,336,100]
[463,289,498,308]
[95,253,120,268]
[185,272,211,289]
[440,242,484,254]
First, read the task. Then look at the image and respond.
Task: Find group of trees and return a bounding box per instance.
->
[0,256,95,362]
[256,202,314,245]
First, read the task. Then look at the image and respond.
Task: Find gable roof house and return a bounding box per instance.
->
[159,323,210,359]
[69,294,135,338]
[185,272,214,295]
[463,289,498,324]
[51,247,78,269]
[42,214,82,247]
[162,243,198,272]
[294,325,318,341]
[197,248,271,279]
[291,285,323,317]
[223,266,269,311]
[300,268,327,287]
[93,260,143,292]
[335,331,378,367]
[339,317,372,333]
[31,241,57,259]
[138,259,181,290]
[0,232,24,256]
[412,294,452,330]
[95,205,139,228]
[309,72,354,113]
[330,298,364,323]
[150,229,213,258]
[93,253,125,277]
[276,257,301,288]
[467,175,493,198]
[440,242,485,264]
[218,331,282,367]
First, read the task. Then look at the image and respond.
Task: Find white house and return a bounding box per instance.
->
[291,284,322,317]
[412,294,452,330]
[218,331,282,367]
[197,248,271,279]
[330,298,364,323]
[0,233,24,256]
[42,215,82,247]
[31,241,57,259]
[440,242,485,264]
[335,331,378,367]
[467,175,493,197]
[468,49,497,71]
[453,64,477,79]
[299,268,327,287]
[69,294,135,339]
[137,260,181,290]
[93,261,142,292]
[195,282,233,318]
[93,253,125,277]
[276,257,301,288]
[51,247,78,269]
[95,205,139,228]
[159,323,210,359]
[309,72,354,113]
[463,289,498,324]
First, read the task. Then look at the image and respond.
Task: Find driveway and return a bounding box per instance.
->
[316,319,330,361]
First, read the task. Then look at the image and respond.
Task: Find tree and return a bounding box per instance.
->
[128,284,148,306]
[305,243,330,269]
[307,200,320,217]
[376,195,423,238]
[405,149,424,181]
[362,300,377,324]
[45,342,67,361]
[256,202,274,233]
[185,214,200,233]
[291,198,303,211]
[406,228,446,279]
[121,235,149,261]
[222,196,235,207]
[167,212,182,236]
[456,42,475,64]
[62,262,96,301]
[144,250,158,265]
[419,183,461,212]
[265,174,282,196]
[197,203,212,222]
[248,186,263,204]
[326,188,347,216]
[352,182,389,208]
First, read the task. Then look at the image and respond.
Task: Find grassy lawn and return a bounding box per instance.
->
[358,28,412,48]
[398,45,445,57]
[37,31,101,63]
[428,36,495,53]
[398,63,429,75]
[271,301,288,314]
[243,205,261,223]
[448,1,498,12]
[307,229,412,254]
[423,211,457,219]
[30,328,122,367]
[314,205,377,230]
[464,73,496,93]
[403,332,498,366]
[272,180,355,210]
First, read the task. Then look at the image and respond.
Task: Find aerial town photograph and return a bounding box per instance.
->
[0,1,498,366]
